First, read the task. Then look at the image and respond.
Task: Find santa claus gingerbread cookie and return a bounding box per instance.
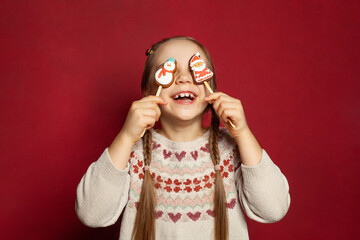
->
[190,52,214,83]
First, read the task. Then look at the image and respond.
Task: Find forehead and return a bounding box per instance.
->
[155,39,207,66]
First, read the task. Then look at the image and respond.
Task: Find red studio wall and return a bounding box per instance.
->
[0,0,359,239]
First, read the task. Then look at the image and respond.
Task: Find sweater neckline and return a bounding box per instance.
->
[151,128,210,150]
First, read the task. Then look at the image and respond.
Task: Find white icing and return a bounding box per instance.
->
[164,61,175,71]
[155,63,175,86]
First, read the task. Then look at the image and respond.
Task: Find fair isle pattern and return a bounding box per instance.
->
[127,129,242,223]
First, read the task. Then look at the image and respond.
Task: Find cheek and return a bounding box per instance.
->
[158,86,173,100]
[196,85,209,108]
[196,85,207,98]
[158,104,165,112]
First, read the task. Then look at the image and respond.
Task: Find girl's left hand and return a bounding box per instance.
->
[205,92,249,137]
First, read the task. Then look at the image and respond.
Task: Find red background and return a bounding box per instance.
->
[1,0,359,239]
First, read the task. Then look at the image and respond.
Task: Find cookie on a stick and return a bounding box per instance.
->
[141,57,177,137]
[190,52,214,93]
[190,52,236,128]
[154,57,177,96]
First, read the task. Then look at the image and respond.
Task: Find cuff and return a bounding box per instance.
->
[95,147,130,185]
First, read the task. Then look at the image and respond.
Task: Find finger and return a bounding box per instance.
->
[135,101,161,117]
[141,95,168,105]
[206,93,240,108]
[205,91,232,102]
[214,95,241,112]
[204,92,225,102]
[217,101,235,119]
[140,108,158,118]
[132,105,160,122]
[220,108,239,124]
[140,108,161,121]
[209,94,235,107]
[140,115,157,129]
[212,96,233,113]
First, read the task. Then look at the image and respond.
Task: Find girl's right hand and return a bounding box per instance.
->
[120,96,168,144]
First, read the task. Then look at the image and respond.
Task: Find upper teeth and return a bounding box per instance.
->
[174,93,195,99]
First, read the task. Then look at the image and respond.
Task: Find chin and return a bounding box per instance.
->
[175,115,199,121]
[170,110,204,122]
[160,104,208,122]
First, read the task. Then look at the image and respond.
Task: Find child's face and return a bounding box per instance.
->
[153,39,210,122]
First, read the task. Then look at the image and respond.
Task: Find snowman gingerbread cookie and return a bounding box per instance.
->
[140,57,177,137]
[155,57,177,88]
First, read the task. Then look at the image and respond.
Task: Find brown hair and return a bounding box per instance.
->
[132,36,228,240]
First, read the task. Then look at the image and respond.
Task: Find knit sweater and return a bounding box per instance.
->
[75,128,290,240]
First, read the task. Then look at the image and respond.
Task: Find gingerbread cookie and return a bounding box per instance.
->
[155,57,177,88]
[190,52,213,83]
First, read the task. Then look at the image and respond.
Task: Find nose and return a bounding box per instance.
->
[175,70,193,85]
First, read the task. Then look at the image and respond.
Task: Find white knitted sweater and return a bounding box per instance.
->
[76,128,290,239]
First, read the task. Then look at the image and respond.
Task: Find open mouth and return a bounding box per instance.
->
[171,92,197,104]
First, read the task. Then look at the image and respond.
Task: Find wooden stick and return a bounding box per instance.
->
[156,85,162,97]
[228,119,236,128]
[204,81,213,94]
[140,128,146,138]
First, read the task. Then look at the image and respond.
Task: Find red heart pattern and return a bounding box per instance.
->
[163,150,172,159]
[155,211,163,219]
[152,141,161,150]
[187,212,201,221]
[200,144,209,153]
[190,151,198,160]
[168,213,182,223]
[226,198,236,209]
[206,209,215,217]
[175,151,186,161]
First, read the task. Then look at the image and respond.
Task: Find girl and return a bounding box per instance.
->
[75,36,290,240]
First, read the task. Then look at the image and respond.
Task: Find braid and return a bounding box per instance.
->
[209,107,220,164]
[143,129,153,166]
[131,129,156,240]
[210,106,229,240]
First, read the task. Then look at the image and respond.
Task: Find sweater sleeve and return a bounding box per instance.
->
[237,149,291,223]
[75,147,130,227]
